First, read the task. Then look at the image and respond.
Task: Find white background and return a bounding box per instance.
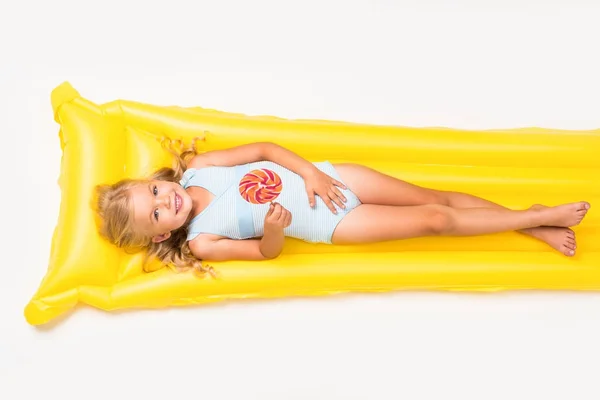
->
[2,0,600,399]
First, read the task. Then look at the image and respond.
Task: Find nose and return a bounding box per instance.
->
[156,194,171,209]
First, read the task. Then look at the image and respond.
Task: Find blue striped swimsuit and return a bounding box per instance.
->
[179,161,362,244]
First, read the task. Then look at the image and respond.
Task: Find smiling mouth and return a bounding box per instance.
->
[175,193,182,214]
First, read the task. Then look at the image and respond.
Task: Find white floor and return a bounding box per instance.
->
[3,1,600,399]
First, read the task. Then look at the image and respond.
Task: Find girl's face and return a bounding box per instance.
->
[130,180,193,242]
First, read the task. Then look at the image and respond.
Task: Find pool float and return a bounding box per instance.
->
[24,82,600,325]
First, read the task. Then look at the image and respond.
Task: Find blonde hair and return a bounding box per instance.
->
[94,137,216,277]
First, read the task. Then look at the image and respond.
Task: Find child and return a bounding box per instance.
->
[95,140,590,276]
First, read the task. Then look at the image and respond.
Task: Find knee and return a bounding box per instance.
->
[424,204,455,235]
[430,190,451,206]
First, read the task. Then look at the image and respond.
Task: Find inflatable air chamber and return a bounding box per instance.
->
[25,82,600,325]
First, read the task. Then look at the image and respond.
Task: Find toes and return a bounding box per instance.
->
[565,240,576,250]
[579,201,591,210]
[571,202,590,212]
[563,246,576,256]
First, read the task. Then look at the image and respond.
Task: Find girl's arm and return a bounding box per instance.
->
[190,236,280,261]
[189,142,317,178]
[188,226,284,261]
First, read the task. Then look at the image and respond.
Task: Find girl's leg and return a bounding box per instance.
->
[331,203,589,245]
[333,163,564,210]
[333,163,585,255]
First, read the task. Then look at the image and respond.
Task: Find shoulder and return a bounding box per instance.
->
[180,155,215,185]
[187,154,213,170]
[188,233,223,257]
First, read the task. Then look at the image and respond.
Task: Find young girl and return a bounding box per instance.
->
[95,141,590,276]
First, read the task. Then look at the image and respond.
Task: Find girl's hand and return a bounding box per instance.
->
[264,202,292,231]
[304,170,348,214]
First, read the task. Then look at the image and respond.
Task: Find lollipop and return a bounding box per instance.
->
[238,168,282,204]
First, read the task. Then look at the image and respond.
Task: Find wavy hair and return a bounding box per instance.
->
[94,137,216,277]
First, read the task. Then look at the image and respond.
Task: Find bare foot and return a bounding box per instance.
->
[535,201,590,227]
[522,205,579,256]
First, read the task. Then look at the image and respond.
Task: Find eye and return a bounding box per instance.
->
[153,185,158,196]
[154,209,159,221]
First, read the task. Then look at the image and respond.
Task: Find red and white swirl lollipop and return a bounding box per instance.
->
[238,168,282,204]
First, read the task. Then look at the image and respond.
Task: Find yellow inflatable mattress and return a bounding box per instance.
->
[25,82,600,325]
